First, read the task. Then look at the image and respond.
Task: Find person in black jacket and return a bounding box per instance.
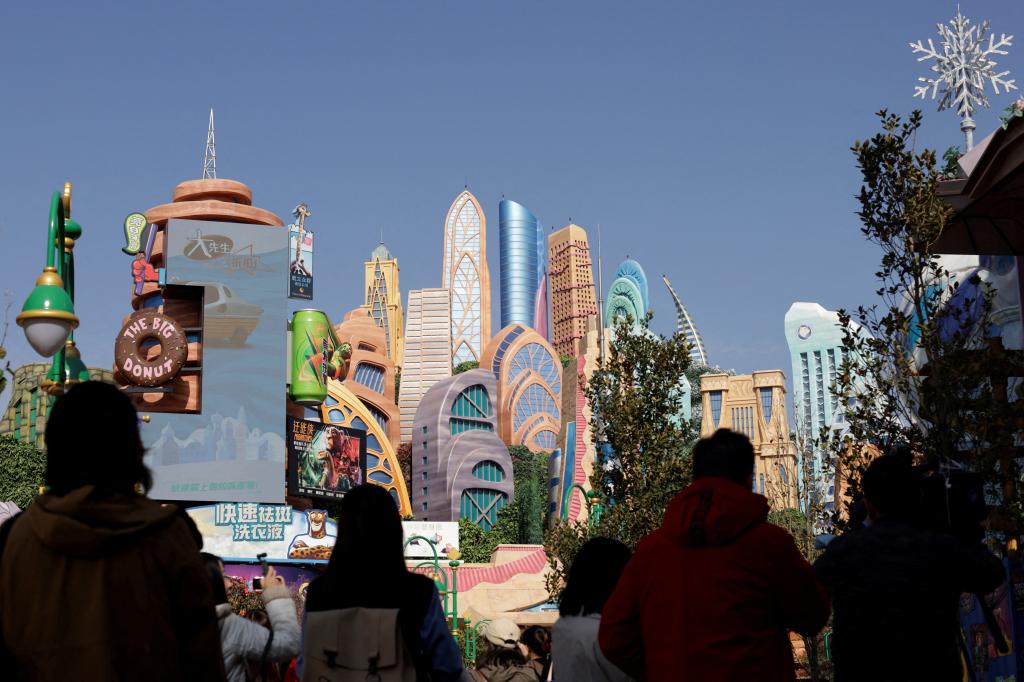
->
[815,455,1005,682]
[301,484,463,681]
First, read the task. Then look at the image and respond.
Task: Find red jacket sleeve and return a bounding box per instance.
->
[598,552,647,680]
[764,527,831,637]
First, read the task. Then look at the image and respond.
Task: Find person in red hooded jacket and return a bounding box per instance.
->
[598,428,830,682]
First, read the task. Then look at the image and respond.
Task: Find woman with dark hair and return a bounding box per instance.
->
[551,538,633,682]
[202,554,299,682]
[0,381,225,680]
[520,626,551,679]
[300,484,464,681]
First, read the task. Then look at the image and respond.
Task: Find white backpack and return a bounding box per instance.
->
[301,607,419,682]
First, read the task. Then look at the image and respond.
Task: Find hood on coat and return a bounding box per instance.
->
[662,477,769,547]
[26,485,182,557]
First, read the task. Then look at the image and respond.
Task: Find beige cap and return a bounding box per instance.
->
[483,618,521,649]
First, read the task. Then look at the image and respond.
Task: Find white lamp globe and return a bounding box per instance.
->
[22,318,74,357]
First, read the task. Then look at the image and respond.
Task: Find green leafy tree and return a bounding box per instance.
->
[829,110,1012,527]
[453,360,479,375]
[0,436,46,508]
[544,315,694,598]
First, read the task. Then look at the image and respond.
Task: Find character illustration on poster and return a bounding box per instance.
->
[288,418,367,502]
[315,427,362,492]
[287,509,336,561]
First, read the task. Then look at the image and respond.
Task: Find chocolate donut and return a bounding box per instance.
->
[116,310,188,387]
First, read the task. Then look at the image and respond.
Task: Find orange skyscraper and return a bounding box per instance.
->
[548,224,598,358]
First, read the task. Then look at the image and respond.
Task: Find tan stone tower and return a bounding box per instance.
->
[548,224,598,358]
[363,242,404,367]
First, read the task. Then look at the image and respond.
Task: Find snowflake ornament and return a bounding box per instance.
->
[910,9,1016,149]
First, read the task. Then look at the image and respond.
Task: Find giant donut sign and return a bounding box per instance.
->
[115,310,188,387]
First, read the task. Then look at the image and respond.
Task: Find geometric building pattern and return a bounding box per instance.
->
[443,190,491,367]
[481,325,562,452]
[699,370,798,510]
[363,242,404,367]
[663,274,708,366]
[548,224,597,358]
[412,369,513,529]
[499,199,542,329]
[399,288,453,442]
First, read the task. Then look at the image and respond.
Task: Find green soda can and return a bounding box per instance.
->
[290,309,332,406]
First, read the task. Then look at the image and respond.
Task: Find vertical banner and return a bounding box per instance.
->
[144,219,287,503]
[289,226,314,300]
[287,417,367,502]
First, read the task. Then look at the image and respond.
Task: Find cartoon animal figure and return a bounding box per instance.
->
[288,509,335,560]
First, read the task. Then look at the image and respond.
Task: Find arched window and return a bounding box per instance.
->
[513,384,560,432]
[451,384,491,419]
[472,460,505,482]
[460,488,508,531]
[353,363,385,393]
[532,430,557,449]
[508,343,561,395]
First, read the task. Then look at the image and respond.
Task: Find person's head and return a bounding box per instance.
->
[558,537,632,617]
[327,484,405,580]
[200,552,230,605]
[520,625,550,660]
[692,429,755,488]
[861,454,916,522]
[478,618,527,668]
[45,381,152,497]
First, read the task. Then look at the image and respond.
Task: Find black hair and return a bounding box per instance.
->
[520,625,550,657]
[477,642,528,670]
[692,429,755,485]
[326,484,406,581]
[862,454,916,520]
[200,552,230,605]
[558,537,632,617]
[45,381,152,497]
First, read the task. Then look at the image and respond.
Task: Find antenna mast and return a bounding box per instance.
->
[203,109,217,179]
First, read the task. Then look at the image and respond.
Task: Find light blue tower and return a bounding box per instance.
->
[605,258,650,329]
[499,199,540,328]
[784,301,846,510]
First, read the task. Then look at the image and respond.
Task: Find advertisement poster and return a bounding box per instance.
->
[287,418,367,502]
[403,521,460,559]
[288,226,313,300]
[145,219,287,503]
[188,503,338,563]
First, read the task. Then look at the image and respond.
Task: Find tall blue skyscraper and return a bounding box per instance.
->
[499,199,540,328]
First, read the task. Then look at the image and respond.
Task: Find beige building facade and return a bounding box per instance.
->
[399,288,453,442]
[548,224,598,358]
[363,243,405,367]
[699,370,798,509]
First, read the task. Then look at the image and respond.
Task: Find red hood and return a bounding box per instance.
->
[662,477,769,547]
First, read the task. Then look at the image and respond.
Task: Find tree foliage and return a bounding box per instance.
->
[0,436,46,509]
[544,315,695,598]
[453,361,479,375]
[829,110,1012,525]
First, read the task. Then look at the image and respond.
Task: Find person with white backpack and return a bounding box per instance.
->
[300,484,465,682]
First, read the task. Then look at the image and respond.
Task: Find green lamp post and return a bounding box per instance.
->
[16,184,84,395]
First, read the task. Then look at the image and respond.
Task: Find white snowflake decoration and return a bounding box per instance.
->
[910,9,1016,148]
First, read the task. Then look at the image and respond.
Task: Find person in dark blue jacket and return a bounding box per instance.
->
[301,485,464,681]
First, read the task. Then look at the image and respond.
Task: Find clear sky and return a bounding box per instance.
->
[1,1,1022,408]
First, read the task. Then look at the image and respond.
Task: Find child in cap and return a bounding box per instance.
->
[472,618,540,682]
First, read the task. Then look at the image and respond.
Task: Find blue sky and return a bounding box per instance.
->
[2,1,1023,408]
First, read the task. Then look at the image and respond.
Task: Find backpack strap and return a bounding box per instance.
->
[259,628,275,680]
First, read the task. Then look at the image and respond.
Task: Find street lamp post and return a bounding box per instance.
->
[16,185,84,396]
[565,483,603,527]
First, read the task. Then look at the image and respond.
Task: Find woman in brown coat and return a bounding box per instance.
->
[0,381,225,681]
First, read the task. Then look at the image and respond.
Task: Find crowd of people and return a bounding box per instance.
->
[0,381,1009,681]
